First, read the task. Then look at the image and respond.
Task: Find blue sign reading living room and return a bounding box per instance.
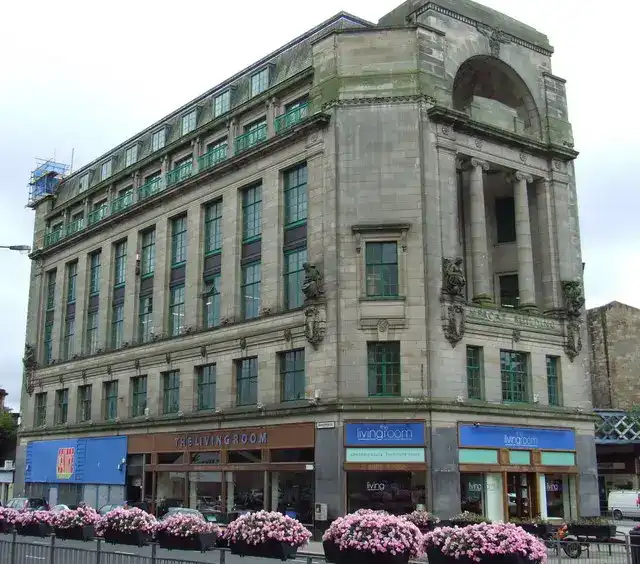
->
[345,422,425,446]
[459,424,576,451]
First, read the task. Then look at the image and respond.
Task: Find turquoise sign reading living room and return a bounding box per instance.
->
[345,448,425,463]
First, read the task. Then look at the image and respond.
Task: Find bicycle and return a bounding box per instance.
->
[543,524,586,559]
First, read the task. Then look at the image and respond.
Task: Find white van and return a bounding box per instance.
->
[608,490,640,519]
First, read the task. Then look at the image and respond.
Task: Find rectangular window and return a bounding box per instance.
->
[151,129,166,152]
[182,110,197,135]
[236,357,258,406]
[499,274,519,308]
[77,385,92,422]
[63,318,75,360]
[171,216,187,266]
[365,242,399,297]
[78,174,89,193]
[43,321,53,364]
[203,275,221,329]
[284,164,308,226]
[496,197,516,243]
[169,285,185,336]
[46,270,56,310]
[86,311,99,355]
[242,185,262,241]
[367,342,401,397]
[204,201,222,254]
[103,380,118,420]
[284,248,307,310]
[241,262,261,320]
[139,296,153,343]
[280,349,305,402]
[124,145,138,167]
[111,304,124,349]
[141,229,156,276]
[251,68,269,97]
[500,350,529,403]
[101,160,112,180]
[197,364,216,411]
[67,262,78,303]
[114,240,127,286]
[163,371,180,414]
[55,388,69,425]
[131,376,148,417]
[34,392,47,427]
[547,356,561,406]
[89,251,101,295]
[213,91,230,117]
[466,346,483,400]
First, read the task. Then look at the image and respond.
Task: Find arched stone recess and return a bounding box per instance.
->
[451,55,543,140]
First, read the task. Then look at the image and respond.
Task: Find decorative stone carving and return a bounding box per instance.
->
[477,23,510,57]
[283,328,292,341]
[512,329,521,342]
[165,352,171,364]
[220,317,231,326]
[519,151,528,164]
[134,359,140,370]
[565,319,582,362]
[442,257,466,299]
[562,280,584,318]
[239,337,247,350]
[354,233,362,254]
[259,306,272,317]
[106,365,112,376]
[377,319,389,333]
[474,138,483,149]
[81,370,87,383]
[22,343,36,371]
[304,306,327,350]
[200,346,207,357]
[302,263,324,301]
[441,125,450,136]
[470,157,489,172]
[443,303,466,347]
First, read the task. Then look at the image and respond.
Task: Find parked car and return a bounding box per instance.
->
[51,504,78,512]
[98,504,121,515]
[7,498,49,511]
[608,490,640,520]
[159,507,203,521]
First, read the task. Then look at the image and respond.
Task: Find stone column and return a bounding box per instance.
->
[536,179,559,312]
[469,158,491,304]
[510,171,536,311]
[266,98,276,138]
[227,119,238,158]
[191,138,201,174]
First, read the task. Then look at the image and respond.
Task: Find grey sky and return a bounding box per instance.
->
[0,0,635,409]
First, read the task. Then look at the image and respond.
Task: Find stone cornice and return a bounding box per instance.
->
[322,94,436,110]
[427,105,578,161]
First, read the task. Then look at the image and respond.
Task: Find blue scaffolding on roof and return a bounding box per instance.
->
[27,159,69,207]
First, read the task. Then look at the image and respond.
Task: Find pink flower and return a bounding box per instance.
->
[223,511,311,548]
[155,513,220,538]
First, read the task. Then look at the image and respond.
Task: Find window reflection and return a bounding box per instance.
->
[271,471,314,524]
[546,474,565,518]
[460,473,485,515]
[346,472,425,515]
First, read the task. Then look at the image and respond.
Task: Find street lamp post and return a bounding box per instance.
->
[0,245,31,253]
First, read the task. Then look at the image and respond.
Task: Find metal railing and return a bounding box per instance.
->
[198,144,228,172]
[138,177,163,201]
[275,102,309,134]
[87,204,108,226]
[235,124,267,154]
[166,161,193,187]
[65,217,84,237]
[111,191,134,214]
[44,228,63,247]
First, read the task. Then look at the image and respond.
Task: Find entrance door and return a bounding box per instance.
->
[507,473,535,520]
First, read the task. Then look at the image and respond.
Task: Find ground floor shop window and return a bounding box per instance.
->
[270,471,313,524]
[227,470,264,512]
[346,471,425,515]
[189,471,223,512]
[542,474,577,521]
[460,473,504,522]
[156,472,186,516]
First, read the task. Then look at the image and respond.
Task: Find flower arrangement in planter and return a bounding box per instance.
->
[15,510,55,537]
[155,513,220,552]
[53,506,100,541]
[95,507,156,547]
[448,511,491,527]
[223,510,311,560]
[403,510,440,533]
[322,509,423,564]
[0,507,18,533]
[424,522,547,564]
[567,517,615,539]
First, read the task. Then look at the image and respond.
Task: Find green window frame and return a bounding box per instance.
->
[242,185,262,241]
[63,317,75,360]
[77,385,92,422]
[131,376,148,417]
[141,229,156,276]
[198,364,216,410]
[46,270,56,310]
[367,341,401,397]
[365,242,399,297]
[34,392,47,427]
[111,304,124,349]
[466,346,483,400]
[101,160,112,180]
[203,275,221,329]
[284,248,307,310]
[138,296,153,344]
[124,145,138,167]
[281,349,305,402]
[43,321,53,364]
[163,371,180,414]
[213,90,230,117]
[171,216,187,266]
[86,311,99,355]
[55,388,68,425]
[241,262,261,320]
[284,164,308,227]
[236,357,258,406]
[250,68,269,97]
[114,240,127,286]
[151,129,165,152]
[546,356,561,406]
[204,201,222,255]
[500,350,529,403]
[182,110,197,135]
[89,251,101,295]
[169,285,185,336]
[67,261,78,303]
[103,380,118,420]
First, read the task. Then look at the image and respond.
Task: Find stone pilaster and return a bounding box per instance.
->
[510,171,536,311]
[469,158,491,304]
[536,179,559,312]
[153,218,169,337]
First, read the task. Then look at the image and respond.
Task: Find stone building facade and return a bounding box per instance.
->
[17,0,598,521]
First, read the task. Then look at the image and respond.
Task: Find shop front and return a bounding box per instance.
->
[458,424,579,522]
[596,444,639,512]
[24,436,127,508]
[343,421,426,514]
[127,422,315,524]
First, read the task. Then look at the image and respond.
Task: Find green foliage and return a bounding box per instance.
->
[0,410,17,442]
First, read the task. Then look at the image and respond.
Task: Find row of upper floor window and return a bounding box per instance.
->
[31,342,564,428]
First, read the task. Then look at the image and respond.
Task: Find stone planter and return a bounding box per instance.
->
[16,523,52,538]
[229,539,299,561]
[323,539,340,563]
[426,551,540,564]
[515,523,553,538]
[568,524,616,539]
[157,531,217,552]
[336,548,410,564]
[0,521,13,534]
[55,525,95,541]
[102,529,151,547]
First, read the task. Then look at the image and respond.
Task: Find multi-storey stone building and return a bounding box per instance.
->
[17,0,598,523]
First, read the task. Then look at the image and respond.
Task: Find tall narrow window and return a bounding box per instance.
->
[55,389,69,425]
[500,350,529,403]
[204,201,222,255]
[242,185,262,241]
[111,304,124,349]
[171,216,187,266]
[78,385,92,422]
[141,229,156,276]
[44,269,56,363]
[114,240,127,286]
[34,392,47,427]
[89,251,101,295]
[547,356,561,406]
[63,318,75,360]
[43,320,54,365]
[499,274,519,308]
[283,163,308,310]
[365,242,398,297]
[86,311,99,355]
[236,358,258,406]
[103,380,118,420]
[241,263,261,320]
[139,296,153,343]
[198,365,216,410]
[284,164,308,227]
[284,248,307,309]
[124,145,138,167]
[101,160,112,180]
[203,275,220,329]
[67,262,78,303]
[163,371,180,414]
[169,285,185,336]
[151,129,166,152]
[46,270,56,310]
[280,349,305,402]
[466,346,483,400]
[131,376,148,417]
[213,91,230,117]
[496,197,516,243]
[251,68,269,96]
[367,342,401,397]
[181,110,197,135]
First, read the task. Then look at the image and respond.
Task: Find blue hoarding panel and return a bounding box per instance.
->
[458,425,575,451]
[26,436,127,485]
[345,422,425,446]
